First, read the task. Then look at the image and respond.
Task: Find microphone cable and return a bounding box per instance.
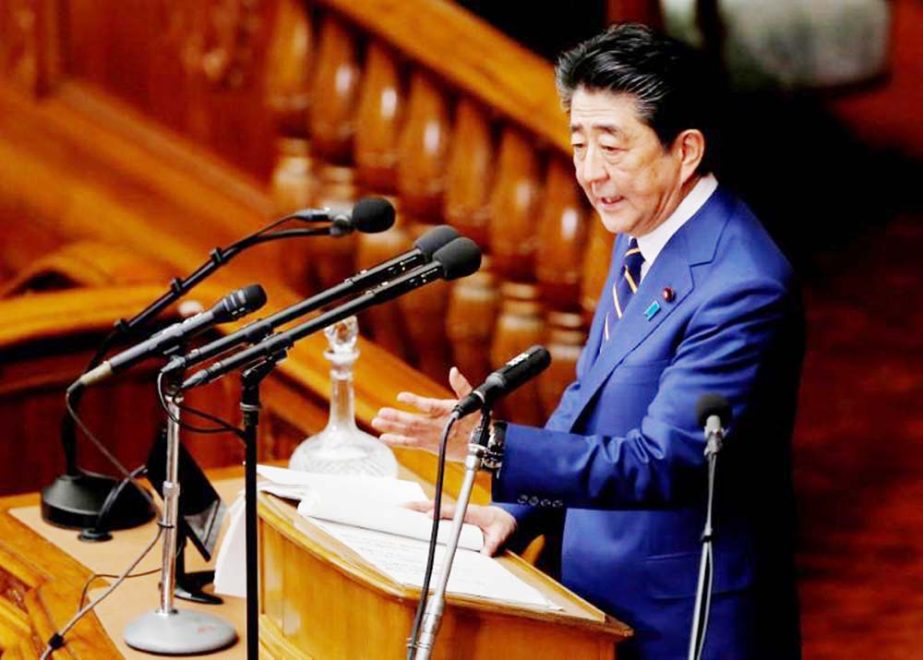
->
[65,388,156,513]
[155,371,244,439]
[406,412,459,660]
[39,522,164,660]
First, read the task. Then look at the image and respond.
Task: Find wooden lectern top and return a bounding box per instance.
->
[0,480,631,659]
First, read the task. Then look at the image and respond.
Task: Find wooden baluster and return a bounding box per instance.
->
[396,72,451,221]
[353,42,413,358]
[443,98,497,380]
[312,164,360,288]
[265,0,315,294]
[309,14,361,164]
[537,157,587,311]
[580,215,615,319]
[288,14,362,292]
[447,269,500,387]
[581,214,615,319]
[488,127,542,283]
[265,0,313,138]
[491,282,546,426]
[394,72,452,380]
[444,99,494,248]
[541,311,586,417]
[355,42,404,194]
[271,138,318,294]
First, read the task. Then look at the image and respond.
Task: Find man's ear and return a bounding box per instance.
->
[673,129,706,180]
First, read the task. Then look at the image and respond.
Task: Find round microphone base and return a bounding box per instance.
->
[124,609,238,655]
[40,471,155,532]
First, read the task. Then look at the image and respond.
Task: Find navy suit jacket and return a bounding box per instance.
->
[493,186,803,659]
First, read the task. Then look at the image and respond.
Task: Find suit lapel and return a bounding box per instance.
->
[563,187,735,431]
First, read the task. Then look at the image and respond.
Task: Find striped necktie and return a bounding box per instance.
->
[603,238,645,342]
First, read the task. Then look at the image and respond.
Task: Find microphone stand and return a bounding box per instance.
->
[687,422,724,660]
[43,225,331,532]
[238,352,287,660]
[123,376,237,655]
[412,411,492,660]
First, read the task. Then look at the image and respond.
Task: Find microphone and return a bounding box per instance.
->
[453,345,551,417]
[162,225,460,375]
[73,284,267,389]
[696,394,732,453]
[181,237,482,390]
[290,197,395,236]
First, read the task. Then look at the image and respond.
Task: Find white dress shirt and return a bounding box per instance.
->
[636,174,718,280]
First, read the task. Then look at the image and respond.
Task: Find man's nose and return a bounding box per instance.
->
[580,146,607,184]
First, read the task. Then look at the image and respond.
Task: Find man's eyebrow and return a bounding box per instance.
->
[569,122,624,136]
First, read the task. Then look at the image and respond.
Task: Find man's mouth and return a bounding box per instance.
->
[596,195,624,208]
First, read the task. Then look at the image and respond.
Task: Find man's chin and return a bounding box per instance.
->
[596,211,634,236]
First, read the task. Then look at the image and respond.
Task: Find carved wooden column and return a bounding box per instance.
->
[541,311,585,417]
[302,13,362,290]
[444,99,494,248]
[488,127,541,283]
[536,157,587,311]
[354,42,411,358]
[487,127,544,423]
[491,282,546,426]
[447,270,500,387]
[265,0,313,138]
[581,215,616,319]
[395,72,452,380]
[266,0,316,293]
[0,0,61,96]
[444,98,497,381]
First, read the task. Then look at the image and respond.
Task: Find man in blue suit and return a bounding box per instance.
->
[373,24,802,659]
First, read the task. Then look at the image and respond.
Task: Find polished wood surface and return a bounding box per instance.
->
[259,490,631,659]
[0,0,603,418]
[0,476,630,658]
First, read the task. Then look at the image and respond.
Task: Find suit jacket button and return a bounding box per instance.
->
[528,496,539,506]
[553,499,564,508]
[540,498,551,507]
[517,494,529,504]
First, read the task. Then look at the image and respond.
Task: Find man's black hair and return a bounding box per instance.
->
[556,24,721,173]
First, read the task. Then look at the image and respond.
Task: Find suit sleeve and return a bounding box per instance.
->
[492,278,800,510]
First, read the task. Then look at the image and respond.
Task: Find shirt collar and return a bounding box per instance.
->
[635,174,718,274]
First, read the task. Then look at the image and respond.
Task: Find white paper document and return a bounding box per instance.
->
[311,519,559,610]
[214,466,484,597]
[257,465,485,551]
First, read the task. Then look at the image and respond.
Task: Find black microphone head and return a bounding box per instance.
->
[413,225,460,259]
[214,284,268,323]
[491,344,551,388]
[432,237,482,280]
[696,394,732,428]
[351,197,395,234]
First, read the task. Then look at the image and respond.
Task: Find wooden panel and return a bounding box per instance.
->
[0,0,596,425]
[259,493,629,659]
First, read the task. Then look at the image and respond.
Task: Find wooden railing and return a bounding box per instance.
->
[0,0,615,431]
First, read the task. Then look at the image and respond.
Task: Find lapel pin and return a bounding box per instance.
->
[662,286,675,303]
[644,301,661,321]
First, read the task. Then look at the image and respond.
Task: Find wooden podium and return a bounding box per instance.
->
[0,483,630,658]
[257,493,631,659]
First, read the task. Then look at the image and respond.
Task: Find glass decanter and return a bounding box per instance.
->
[288,316,398,476]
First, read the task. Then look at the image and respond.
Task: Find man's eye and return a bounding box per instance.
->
[571,143,586,151]
[601,144,620,153]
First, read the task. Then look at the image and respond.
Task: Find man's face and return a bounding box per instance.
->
[570,87,693,237]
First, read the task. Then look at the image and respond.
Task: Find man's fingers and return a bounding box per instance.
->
[403,500,435,514]
[448,367,474,399]
[372,409,444,434]
[395,392,456,416]
[377,433,426,449]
